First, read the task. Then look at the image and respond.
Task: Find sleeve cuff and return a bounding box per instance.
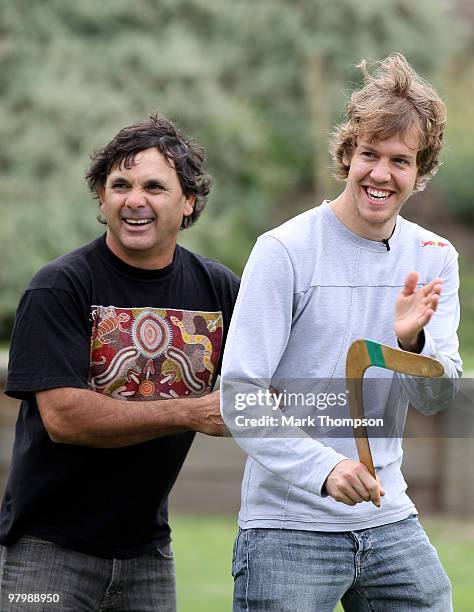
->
[418,329,437,358]
[309,452,349,498]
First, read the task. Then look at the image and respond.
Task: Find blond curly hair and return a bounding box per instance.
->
[329,53,446,192]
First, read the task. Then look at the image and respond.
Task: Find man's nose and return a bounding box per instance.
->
[370,160,391,183]
[124,188,146,207]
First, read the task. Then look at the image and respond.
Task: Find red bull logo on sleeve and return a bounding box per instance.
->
[421,240,449,247]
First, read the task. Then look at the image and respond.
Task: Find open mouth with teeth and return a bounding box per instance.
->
[364,187,393,202]
[122,218,155,226]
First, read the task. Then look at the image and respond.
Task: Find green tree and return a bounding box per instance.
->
[0,0,463,338]
[438,58,474,223]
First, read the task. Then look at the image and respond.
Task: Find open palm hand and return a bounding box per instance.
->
[395,271,443,351]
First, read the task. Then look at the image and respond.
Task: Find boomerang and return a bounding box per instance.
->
[346,339,444,478]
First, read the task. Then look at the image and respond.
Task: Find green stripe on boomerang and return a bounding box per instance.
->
[365,340,386,368]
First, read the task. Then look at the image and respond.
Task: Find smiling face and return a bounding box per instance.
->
[99,148,194,269]
[331,127,420,240]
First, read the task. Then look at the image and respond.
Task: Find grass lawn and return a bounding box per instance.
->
[173,515,474,611]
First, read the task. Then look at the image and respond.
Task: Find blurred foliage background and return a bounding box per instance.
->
[1,3,473,609]
[0,0,473,363]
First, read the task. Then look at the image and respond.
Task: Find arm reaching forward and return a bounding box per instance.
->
[37,387,225,448]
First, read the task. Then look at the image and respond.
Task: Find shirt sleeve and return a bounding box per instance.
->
[5,287,92,400]
[210,265,240,382]
[221,235,347,497]
[398,248,463,414]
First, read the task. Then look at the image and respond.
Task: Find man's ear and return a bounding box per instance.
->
[342,149,352,169]
[183,195,196,217]
[342,139,356,169]
[97,187,106,208]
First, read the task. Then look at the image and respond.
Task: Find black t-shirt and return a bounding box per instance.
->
[1,235,239,558]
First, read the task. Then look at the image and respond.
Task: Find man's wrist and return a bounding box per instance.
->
[397,330,425,353]
[172,398,193,431]
[173,394,206,432]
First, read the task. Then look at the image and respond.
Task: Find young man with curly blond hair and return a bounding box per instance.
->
[222,54,461,611]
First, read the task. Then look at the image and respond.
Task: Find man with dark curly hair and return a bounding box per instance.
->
[0,113,239,611]
[222,54,461,610]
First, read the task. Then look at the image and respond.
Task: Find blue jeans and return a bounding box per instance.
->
[0,535,176,611]
[232,516,452,611]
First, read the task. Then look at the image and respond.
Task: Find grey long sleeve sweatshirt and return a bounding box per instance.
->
[221,201,462,532]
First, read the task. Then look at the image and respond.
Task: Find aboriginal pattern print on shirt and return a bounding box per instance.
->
[88,306,223,400]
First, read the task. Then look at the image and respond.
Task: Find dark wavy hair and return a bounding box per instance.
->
[329,53,446,192]
[86,113,212,229]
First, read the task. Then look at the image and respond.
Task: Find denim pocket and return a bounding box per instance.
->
[155,543,174,560]
[20,535,54,546]
[231,529,240,577]
[231,529,247,578]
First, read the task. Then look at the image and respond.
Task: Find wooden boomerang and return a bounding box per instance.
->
[346,339,444,478]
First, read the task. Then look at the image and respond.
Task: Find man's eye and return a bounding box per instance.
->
[394,158,408,166]
[112,182,128,190]
[361,151,375,158]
